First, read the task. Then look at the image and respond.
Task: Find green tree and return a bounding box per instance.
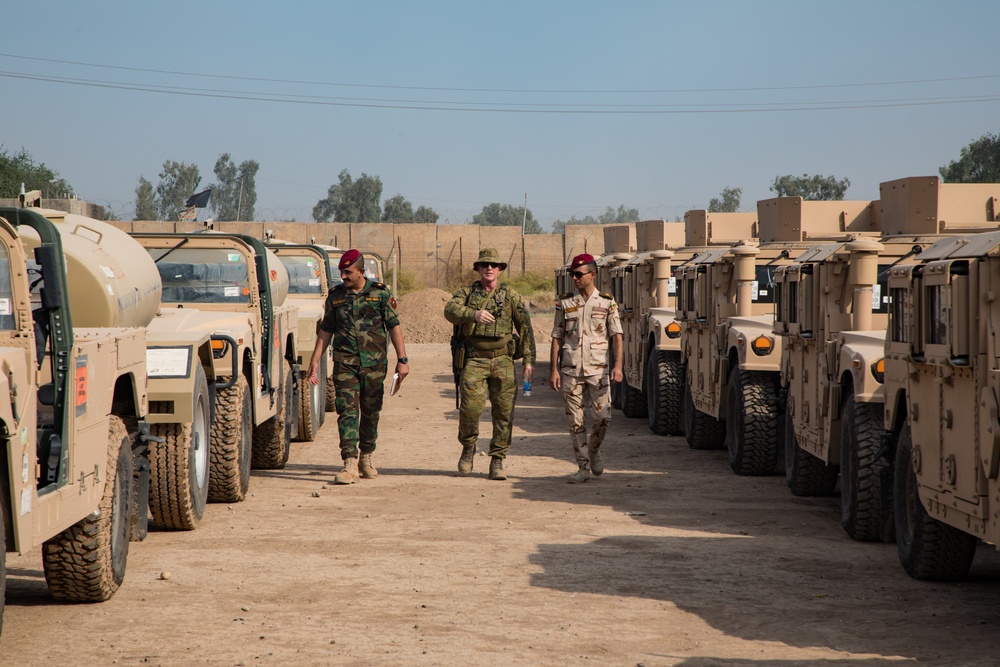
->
[551,205,638,234]
[212,153,260,221]
[0,147,71,198]
[472,203,542,234]
[313,169,383,222]
[708,186,742,212]
[939,132,1000,183]
[770,174,850,200]
[382,194,414,222]
[155,160,201,221]
[414,205,439,223]
[134,176,156,220]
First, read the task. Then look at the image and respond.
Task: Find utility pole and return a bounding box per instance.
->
[236,174,245,222]
[520,192,527,274]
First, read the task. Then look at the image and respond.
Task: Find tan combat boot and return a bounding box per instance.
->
[589,445,604,477]
[334,457,359,485]
[359,452,378,479]
[458,445,476,474]
[488,456,507,481]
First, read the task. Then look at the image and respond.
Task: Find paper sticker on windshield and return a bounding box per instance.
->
[751,280,760,300]
[0,298,10,315]
[872,283,882,310]
[309,278,320,287]
[228,253,240,262]
[224,286,239,297]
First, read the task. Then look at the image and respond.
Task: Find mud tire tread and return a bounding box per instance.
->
[209,375,252,503]
[784,403,839,497]
[621,379,648,419]
[252,366,293,470]
[684,382,725,450]
[647,351,683,436]
[726,370,781,476]
[841,396,893,542]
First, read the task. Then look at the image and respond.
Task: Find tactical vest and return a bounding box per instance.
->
[463,283,514,350]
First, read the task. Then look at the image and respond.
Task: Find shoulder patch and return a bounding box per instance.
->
[560,292,575,300]
[373,282,386,290]
[600,292,614,300]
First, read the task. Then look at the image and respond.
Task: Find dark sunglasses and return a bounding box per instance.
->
[478,262,503,269]
[571,270,593,279]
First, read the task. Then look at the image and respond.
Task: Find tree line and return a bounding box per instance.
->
[5,132,1000,225]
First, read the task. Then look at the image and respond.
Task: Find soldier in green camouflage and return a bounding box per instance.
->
[308,249,409,484]
[444,248,535,481]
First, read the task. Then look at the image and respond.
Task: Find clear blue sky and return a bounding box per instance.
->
[4,0,999,228]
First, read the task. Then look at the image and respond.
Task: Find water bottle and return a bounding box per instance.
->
[523,380,532,397]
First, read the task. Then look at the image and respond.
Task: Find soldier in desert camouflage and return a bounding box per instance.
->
[308,249,409,484]
[549,253,624,483]
[445,248,535,481]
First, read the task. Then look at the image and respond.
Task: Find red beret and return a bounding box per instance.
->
[570,253,596,270]
[338,249,363,271]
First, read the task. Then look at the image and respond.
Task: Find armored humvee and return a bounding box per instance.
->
[0,204,151,632]
[266,241,336,441]
[775,176,1000,544]
[614,214,759,434]
[677,198,880,475]
[131,233,299,510]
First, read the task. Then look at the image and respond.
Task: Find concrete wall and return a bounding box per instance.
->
[105,220,641,287]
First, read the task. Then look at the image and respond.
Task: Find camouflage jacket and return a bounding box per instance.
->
[552,289,622,377]
[444,281,536,365]
[320,279,400,368]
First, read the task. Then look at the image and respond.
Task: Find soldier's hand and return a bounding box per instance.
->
[307,362,321,385]
[610,367,624,383]
[474,309,496,324]
[396,359,410,383]
[549,370,561,392]
[523,363,533,383]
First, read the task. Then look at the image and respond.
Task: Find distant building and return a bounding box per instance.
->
[0,196,107,219]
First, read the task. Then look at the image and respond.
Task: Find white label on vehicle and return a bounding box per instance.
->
[147,347,191,377]
[22,452,29,483]
[668,276,676,295]
[106,284,114,295]
[308,278,320,287]
[751,280,760,300]
[20,488,31,515]
[307,259,315,266]
[224,286,239,297]
[100,264,116,279]
[0,298,10,315]
[872,283,882,310]
[228,253,240,262]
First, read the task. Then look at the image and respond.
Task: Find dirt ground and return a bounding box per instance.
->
[2,312,1000,666]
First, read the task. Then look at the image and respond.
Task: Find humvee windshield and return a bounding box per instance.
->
[147,247,251,304]
[278,255,324,295]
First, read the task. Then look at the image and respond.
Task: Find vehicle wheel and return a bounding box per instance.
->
[43,416,134,602]
[148,365,210,530]
[841,395,894,543]
[894,422,977,580]
[784,402,838,496]
[621,379,648,419]
[684,382,725,450]
[253,364,294,469]
[324,350,336,413]
[646,350,684,436]
[209,375,253,503]
[726,369,781,476]
[297,355,325,442]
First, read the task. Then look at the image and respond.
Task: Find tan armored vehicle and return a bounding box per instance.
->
[615,214,758,432]
[131,232,299,515]
[0,205,152,632]
[266,241,336,441]
[677,199,880,475]
[880,192,1000,580]
[326,249,386,284]
[775,177,1000,544]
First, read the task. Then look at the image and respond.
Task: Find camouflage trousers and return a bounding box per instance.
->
[333,361,387,459]
[458,356,517,459]
[561,372,612,470]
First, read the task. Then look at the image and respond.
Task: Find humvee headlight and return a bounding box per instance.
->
[146,346,192,378]
[666,322,681,339]
[871,358,884,384]
[750,335,774,356]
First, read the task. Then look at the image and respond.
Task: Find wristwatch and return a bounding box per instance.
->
[398,356,409,364]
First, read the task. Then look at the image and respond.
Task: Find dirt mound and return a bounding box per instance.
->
[397,288,454,343]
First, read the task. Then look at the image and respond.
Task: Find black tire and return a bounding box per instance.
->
[784,402,839,496]
[148,365,210,530]
[894,422,977,580]
[621,379,648,419]
[253,365,294,469]
[684,382,725,450]
[209,375,252,503]
[726,369,781,476]
[297,355,325,442]
[841,395,894,543]
[646,350,684,436]
[43,416,134,602]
